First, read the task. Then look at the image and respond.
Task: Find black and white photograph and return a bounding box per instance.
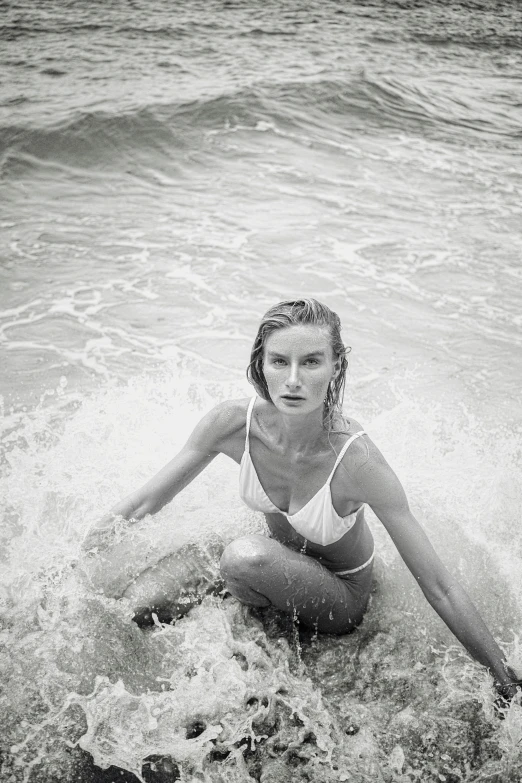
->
[1,1,522,781]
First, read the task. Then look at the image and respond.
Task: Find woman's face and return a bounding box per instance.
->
[262,325,338,415]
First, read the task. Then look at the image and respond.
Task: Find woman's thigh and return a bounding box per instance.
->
[220,534,373,634]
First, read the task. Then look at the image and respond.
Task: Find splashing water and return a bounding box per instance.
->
[2,0,522,778]
[1,367,522,782]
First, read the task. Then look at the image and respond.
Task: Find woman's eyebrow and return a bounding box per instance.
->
[266,350,326,358]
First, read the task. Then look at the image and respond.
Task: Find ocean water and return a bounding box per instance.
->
[1,0,522,781]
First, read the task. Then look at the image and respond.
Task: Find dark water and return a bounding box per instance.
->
[1,1,522,781]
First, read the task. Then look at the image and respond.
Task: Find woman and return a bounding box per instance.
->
[82,298,519,700]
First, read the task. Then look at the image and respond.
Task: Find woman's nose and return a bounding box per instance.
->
[286,363,301,388]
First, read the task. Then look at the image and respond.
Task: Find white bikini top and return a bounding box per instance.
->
[239,396,366,546]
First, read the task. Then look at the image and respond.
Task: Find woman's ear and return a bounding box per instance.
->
[333,357,342,378]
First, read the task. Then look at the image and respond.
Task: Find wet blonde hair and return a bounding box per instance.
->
[247,298,350,430]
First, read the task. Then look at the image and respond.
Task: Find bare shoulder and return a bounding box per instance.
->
[338,417,393,479]
[209,397,250,437]
[188,397,250,453]
[339,420,406,507]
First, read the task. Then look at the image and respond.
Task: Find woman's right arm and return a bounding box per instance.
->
[81,400,241,554]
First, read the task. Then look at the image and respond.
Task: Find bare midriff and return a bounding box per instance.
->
[264,506,375,573]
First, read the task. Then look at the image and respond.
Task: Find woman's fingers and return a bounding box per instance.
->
[81,522,115,554]
[493,674,522,717]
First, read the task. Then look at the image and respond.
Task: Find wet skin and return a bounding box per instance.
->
[127,326,375,632]
[85,322,518,690]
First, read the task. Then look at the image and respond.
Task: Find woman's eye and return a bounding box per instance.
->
[305,358,319,366]
[273,358,286,366]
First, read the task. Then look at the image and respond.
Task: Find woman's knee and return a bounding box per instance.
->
[220,535,273,582]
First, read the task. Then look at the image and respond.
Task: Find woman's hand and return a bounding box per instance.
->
[81,515,121,556]
[494,667,522,707]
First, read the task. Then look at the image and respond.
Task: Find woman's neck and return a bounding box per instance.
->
[272,407,327,456]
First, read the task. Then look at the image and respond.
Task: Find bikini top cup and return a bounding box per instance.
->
[239,396,366,547]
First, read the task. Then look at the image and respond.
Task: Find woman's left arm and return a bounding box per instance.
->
[354,444,517,693]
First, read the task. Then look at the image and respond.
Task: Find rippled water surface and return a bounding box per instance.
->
[1,1,522,781]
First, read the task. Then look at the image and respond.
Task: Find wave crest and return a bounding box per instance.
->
[1,74,519,174]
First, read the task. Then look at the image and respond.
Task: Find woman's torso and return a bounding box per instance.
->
[217,397,374,572]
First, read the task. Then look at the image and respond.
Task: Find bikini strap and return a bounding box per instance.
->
[244,396,257,452]
[326,431,367,484]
